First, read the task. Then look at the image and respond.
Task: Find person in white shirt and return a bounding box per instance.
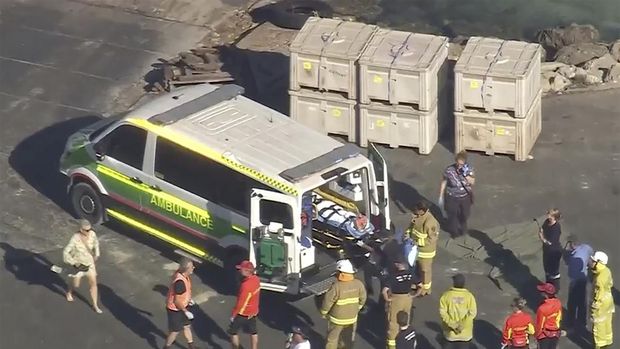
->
[285,325,310,349]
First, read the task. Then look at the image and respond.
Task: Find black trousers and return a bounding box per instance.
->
[445,195,472,237]
[537,337,559,349]
[566,278,588,328]
[542,248,562,291]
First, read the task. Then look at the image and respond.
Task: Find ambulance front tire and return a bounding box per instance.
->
[70,182,104,225]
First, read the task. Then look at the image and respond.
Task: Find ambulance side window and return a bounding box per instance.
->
[95,125,146,169]
[259,199,293,229]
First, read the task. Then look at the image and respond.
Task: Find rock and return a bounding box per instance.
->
[550,73,571,91]
[541,62,568,72]
[610,40,620,62]
[536,24,600,59]
[554,43,609,65]
[584,73,602,85]
[604,63,620,83]
[557,65,577,79]
[583,53,618,72]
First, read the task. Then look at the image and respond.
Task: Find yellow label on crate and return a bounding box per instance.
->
[332,109,342,117]
[470,80,480,89]
[373,75,383,84]
[303,62,312,70]
[496,127,506,135]
[376,120,386,127]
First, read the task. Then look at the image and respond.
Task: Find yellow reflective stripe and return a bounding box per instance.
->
[422,282,432,289]
[106,208,223,267]
[232,225,246,234]
[128,118,298,195]
[387,339,396,346]
[335,297,360,305]
[328,315,357,325]
[418,251,436,258]
[98,164,214,229]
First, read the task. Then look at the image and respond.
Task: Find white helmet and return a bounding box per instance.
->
[591,251,609,265]
[336,259,356,274]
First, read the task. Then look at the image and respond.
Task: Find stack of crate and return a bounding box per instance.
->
[357,29,449,154]
[453,37,543,161]
[288,18,377,143]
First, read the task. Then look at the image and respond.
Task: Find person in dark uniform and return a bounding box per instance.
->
[395,310,418,349]
[538,209,562,291]
[383,254,422,349]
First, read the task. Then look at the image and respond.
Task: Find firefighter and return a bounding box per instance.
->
[382,254,420,349]
[407,201,439,296]
[439,274,477,348]
[535,283,562,349]
[320,259,367,349]
[501,297,535,349]
[590,251,614,349]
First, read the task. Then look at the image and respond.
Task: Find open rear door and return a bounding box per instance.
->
[368,143,391,229]
[250,188,300,293]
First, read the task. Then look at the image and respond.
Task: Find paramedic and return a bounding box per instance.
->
[382,255,419,349]
[408,201,440,296]
[501,297,534,349]
[439,274,477,348]
[535,283,562,349]
[439,151,475,237]
[590,251,614,349]
[321,259,367,349]
[229,260,260,349]
[538,209,563,291]
[395,310,418,349]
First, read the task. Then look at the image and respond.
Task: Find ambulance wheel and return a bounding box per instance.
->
[70,182,104,225]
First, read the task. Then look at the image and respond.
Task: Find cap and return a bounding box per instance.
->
[291,325,308,338]
[336,259,356,274]
[537,282,556,295]
[591,251,609,265]
[236,260,255,271]
[79,219,92,231]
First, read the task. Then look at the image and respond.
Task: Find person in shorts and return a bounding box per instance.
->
[229,260,260,349]
[163,257,197,349]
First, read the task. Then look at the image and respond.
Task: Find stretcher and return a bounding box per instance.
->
[309,192,376,251]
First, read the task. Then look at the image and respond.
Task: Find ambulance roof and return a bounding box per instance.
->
[127,84,362,187]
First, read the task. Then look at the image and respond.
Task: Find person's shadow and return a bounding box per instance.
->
[473,319,502,349]
[0,242,71,299]
[152,284,229,349]
[259,293,323,348]
[99,284,166,349]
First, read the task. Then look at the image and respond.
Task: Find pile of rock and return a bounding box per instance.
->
[537,24,620,93]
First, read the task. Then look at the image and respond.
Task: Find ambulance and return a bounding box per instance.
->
[59,83,391,295]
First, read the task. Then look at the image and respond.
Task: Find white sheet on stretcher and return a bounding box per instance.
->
[313,194,373,239]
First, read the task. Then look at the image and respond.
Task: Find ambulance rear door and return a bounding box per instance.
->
[368,143,391,230]
[249,188,301,293]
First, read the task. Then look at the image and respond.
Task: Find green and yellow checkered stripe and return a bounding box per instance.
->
[220,156,297,195]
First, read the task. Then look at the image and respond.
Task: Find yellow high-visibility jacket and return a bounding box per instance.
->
[407,211,439,259]
[320,277,367,326]
[439,287,477,341]
[591,262,614,347]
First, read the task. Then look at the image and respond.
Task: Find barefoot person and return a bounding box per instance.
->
[63,219,102,313]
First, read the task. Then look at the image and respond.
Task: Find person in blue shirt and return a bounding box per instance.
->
[563,236,593,330]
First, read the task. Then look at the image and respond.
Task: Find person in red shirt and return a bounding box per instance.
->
[228,260,261,349]
[535,283,563,349]
[501,297,535,348]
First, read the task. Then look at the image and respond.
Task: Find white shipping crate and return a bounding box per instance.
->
[359,102,441,155]
[289,89,357,142]
[359,29,449,111]
[454,37,542,118]
[455,91,542,161]
[289,18,377,99]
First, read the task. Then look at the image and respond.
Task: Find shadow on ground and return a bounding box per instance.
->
[9,115,103,213]
[0,242,69,299]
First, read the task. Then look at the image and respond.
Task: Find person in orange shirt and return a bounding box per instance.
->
[501,297,534,349]
[229,260,261,349]
[535,283,562,349]
[163,257,197,349]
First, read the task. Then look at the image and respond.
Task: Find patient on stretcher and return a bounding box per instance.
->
[312,193,375,240]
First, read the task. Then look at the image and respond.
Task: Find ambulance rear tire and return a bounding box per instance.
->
[70,182,104,225]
